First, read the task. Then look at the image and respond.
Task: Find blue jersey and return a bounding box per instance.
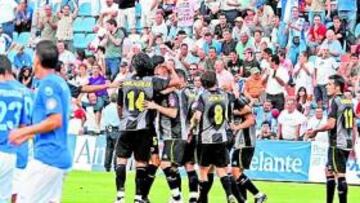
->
[8,80,33,169]
[0,82,28,154]
[32,74,72,169]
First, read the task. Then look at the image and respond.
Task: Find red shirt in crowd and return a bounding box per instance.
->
[308,24,327,42]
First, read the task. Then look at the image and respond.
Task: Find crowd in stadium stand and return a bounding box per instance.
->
[0,0,359,143]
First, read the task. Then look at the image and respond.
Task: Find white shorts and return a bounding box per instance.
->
[0,151,16,202]
[12,168,25,195]
[17,159,65,203]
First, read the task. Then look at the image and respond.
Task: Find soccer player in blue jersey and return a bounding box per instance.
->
[0,55,29,203]
[5,68,33,203]
[9,40,72,203]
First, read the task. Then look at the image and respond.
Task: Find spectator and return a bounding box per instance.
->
[285,6,305,48]
[321,29,344,61]
[232,17,250,42]
[139,0,158,28]
[254,100,277,130]
[203,47,217,71]
[257,121,277,140]
[220,0,241,24]
[214,13,232,40]
[214,59,235,93]
[314,45,338,107]
[293,51,315,95]
[178,43,199,70]
[14,0,33,33]
[256,2,275,36]
[37,5,58,42]
[56,4,78,51]
[296,87,311,117]
[18,66,33,88]
[88,64,109,127]
[244,67,265,103]
[287,36,307,66]
[140,25,154,50]
[202,32,222,55]
[188,63,199,83]
[278,97,306,141]
[0,0,18,38]
[270,15,288,49]
[227,51,243,76]
[0,26,12,55]
[307,14,327,52]
[242,47,260,78]
[57,41,76,70]
[305,107,328,143]
[13,45,32,72]
[101,19,125,80]
[114,60,130,83]
[329,15,347,47]
[244,8,257,33]
[264,55,289,111]
[253,29,264,60]
[337,0,357,33]
[151,11,168,41]
[259,48,272,73]
[118,0,136,29]
[175,0,198,36]
[308,0,330,24]
[99,0,118,26]
[235,31,254,60]
[221,29,237,56]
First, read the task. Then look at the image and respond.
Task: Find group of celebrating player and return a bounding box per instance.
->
[0,39,356,203]
[114,52,266,203]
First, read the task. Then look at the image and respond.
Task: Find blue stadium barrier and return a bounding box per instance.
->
[78,2,91,16]
[73,17,84,32]
[16,32,31,46]
[83,17,96,33]
[73,33,87,49]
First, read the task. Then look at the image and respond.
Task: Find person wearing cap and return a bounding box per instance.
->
[13,45,32,71]
[244,67,265,103]
[232,17,250,42]
[256,1,274,36]
[235,31,255,60]
[314,44,338,108]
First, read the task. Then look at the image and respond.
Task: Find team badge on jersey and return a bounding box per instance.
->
[44,86,54,96]
[46,98,57,110]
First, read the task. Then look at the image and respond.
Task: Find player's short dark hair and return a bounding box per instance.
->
[36,40,59,69]
[201,71,217,89]
[329,74,346,93]
[175,69,187,81]
[271,54,280,65]
[132,53,153,77]
[151,55,165,69]
[0,55,12,75]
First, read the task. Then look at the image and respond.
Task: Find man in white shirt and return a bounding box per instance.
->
[0,0,17,38]
[306,107,328,143]
[151,12,168,41]
[57,41,76,70]
[263,55,289,111]
[314,45,338,108]
[99,0,118,25]
[293,51,315,95]
[278,97,306,141]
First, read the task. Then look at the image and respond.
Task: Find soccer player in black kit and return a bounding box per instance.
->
[115,53,179,203]
[307,75,357,203]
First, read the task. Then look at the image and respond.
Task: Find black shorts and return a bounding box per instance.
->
[198,143,230,168]
[116,130,153,162]
[161,139,187,165]
[327,147,350,174]
[231,147,255,169]
[150,130,159,155]
[182,135,197,164]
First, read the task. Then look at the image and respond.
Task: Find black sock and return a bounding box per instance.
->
[163,167,181,200]
[337,177,348,203]
[175,168,182,192]
[207,173,214,192]
[326,175,336,203]
[198,180,210,203]
[115,164,126,192]
[187,170,199,193]
[238,173,259,195]
[230,175,245,203]
[143,164,158,198]
[135,167,147,197]
[220,176,233,197]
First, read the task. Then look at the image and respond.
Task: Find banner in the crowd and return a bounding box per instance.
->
[309,141,360,185]
[246,140,311,182]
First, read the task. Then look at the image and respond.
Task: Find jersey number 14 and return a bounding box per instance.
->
[127,91,145,112]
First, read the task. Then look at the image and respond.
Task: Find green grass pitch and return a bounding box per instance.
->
[62,170,360,203]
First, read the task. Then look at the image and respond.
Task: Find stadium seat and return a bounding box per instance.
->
[7,50,17,64]
[73,33,87,49]
[85,33,96,45]
[73,17,84,32]
[17,32,31,45]
[13,32,19,42]
[24,48,34,61]
[355,23,360,38]
[83,17,96,33]
[78,3,91,16]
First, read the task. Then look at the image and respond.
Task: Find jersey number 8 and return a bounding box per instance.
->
[127,91,145,112]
